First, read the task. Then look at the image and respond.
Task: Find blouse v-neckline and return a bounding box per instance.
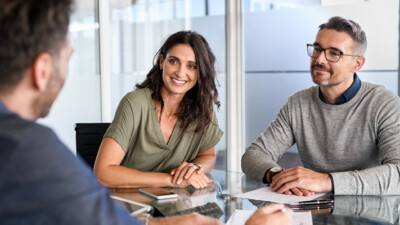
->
[145,88,180,148]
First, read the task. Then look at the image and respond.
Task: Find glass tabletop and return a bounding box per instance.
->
[110,169,400,225]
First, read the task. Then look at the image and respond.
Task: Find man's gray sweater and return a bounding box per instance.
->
[242,82,400,195]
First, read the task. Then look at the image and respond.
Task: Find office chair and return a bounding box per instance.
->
[75,123,110,169]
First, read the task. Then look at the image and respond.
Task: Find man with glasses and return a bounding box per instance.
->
[242,16,400,195]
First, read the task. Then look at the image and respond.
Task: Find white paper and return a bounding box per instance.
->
[226,210,313,225]
[226,210,253,225]
[291,211,313,225]
[235,187,326,204]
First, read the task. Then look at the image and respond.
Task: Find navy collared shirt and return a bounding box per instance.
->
[319,73,361,105]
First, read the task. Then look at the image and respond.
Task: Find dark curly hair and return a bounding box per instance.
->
[0,0,74,93]
[136,31,220,133]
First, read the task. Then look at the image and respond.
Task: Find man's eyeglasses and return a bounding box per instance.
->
[307,44,360,62]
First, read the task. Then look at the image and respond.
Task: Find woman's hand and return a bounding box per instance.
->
[185,172,212,189]
[171,162,204,185]
[245,204,292,225]
[172,170,212,189]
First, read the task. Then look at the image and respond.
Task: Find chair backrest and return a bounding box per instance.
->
[75,123,110,169]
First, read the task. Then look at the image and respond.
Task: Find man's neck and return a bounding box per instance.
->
[0,89,36,121]
[320,77,355,104]
[319,87,343,104]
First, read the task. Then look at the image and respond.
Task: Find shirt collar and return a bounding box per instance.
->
[0,100,7,113]
[319,73,361,105]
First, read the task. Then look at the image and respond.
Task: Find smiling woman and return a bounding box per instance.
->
[159,43,199,114]
[93,31,223,190]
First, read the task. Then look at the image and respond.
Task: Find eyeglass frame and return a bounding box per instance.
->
[306,44,361,63]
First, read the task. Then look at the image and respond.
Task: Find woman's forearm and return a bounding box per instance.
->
[95,165,175,188]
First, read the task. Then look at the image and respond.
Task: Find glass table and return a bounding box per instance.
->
[110,169,400,225]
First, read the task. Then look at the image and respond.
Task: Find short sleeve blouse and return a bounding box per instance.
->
[104,88,224,173]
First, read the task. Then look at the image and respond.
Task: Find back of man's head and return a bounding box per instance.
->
[319,16,367,56]
[0,0,74,94]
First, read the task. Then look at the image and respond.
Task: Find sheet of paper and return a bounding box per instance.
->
[235,186,326,204]
[226,210,313,225]
[292,211,313,225]
[226,210,252,225]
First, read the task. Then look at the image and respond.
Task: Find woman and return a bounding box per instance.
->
[94,31,223,189]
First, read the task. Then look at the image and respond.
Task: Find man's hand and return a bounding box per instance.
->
[148,212,224,225]
[280,187,315,196]
[245,204,292,225]
[270,166,332,196]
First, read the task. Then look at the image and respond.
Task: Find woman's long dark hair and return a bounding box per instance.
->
[136,30,220,133]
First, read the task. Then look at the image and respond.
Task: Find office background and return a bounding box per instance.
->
[39,0,399,173]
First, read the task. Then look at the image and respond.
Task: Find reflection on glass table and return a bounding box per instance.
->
[110,169,400,225]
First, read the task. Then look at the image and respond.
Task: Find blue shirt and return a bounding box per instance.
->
[0,101,142,225]
[319,73,361,105]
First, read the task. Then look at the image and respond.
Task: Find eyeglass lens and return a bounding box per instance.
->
[307,45,341,62]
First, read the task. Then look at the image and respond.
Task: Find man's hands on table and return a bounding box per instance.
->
[270,166,332,196]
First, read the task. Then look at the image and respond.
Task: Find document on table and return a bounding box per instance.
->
[226,210,313,225]
[235,187,326,204]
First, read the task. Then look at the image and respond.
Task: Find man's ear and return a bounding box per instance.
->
[31,53,52,91]
[353,56,366,72]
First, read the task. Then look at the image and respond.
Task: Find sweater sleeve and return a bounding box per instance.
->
[241,100,295,181]
[331,89,400,195]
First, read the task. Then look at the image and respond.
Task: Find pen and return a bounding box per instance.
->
[289,199,334,206]
[290,204,334,211]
